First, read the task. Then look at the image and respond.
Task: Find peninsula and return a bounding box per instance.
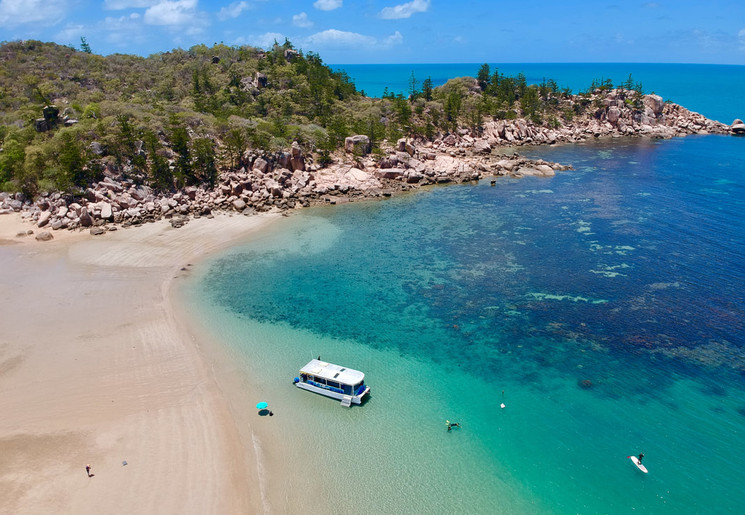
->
[1,41,742,236]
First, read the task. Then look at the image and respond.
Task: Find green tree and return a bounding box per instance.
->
[143,131,173,191]
[408,72,419,100]
[0,135,26,186]
[223,126,247,169]
[57,131,88,188]
[80,37,92,54]
[515,73,527,99]
[422,77,433,101]
[477,63,491,91]
[192,137,218,186]
[170,124,192,184]
[20,145,45,198]
[520,87,541,124]
[444,91,462,131]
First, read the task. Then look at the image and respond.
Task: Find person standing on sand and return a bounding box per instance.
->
[85,464,93,477]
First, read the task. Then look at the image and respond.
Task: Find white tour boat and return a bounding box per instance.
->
[293,359,370,407]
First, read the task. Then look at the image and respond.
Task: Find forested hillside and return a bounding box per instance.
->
[0,39,639,198]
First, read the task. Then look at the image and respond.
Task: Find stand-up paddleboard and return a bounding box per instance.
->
[628,456,648,473]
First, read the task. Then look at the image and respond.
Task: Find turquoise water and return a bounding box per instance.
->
[332,63,745,124]
[184,134,745,513]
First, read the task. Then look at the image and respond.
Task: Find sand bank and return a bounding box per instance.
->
[0,212,281,514]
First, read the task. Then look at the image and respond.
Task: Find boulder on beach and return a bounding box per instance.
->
[472,140,491,154]
[79,207,93,227]
[35,231,53,241]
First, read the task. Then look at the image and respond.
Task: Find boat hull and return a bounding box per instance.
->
[295,382,370,404]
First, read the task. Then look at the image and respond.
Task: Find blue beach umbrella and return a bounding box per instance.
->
[256,401,268,410]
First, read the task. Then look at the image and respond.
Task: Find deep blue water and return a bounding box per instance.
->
[189,133,745,512]
[332,62,745,124]
[186,61,745,512]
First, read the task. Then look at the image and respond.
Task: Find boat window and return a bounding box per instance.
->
[327,381,340,389]
[343,384,352,395]
[354,381,365,396]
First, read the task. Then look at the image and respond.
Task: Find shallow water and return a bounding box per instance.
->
[183,135,745,513]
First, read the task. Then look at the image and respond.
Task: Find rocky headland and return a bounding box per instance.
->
[1,88,742,239]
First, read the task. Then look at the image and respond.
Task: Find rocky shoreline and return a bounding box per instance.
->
[2,89,742,240]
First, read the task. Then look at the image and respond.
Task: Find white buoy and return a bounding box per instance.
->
[501,390,506,409]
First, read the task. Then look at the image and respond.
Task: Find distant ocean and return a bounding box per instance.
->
[332,63,745,124]
[182,64,745,513]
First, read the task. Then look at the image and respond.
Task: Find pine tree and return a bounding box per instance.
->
[477,64,491,91]
[80,37,92,54]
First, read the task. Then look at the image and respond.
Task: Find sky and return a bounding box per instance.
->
[0,0,744,64]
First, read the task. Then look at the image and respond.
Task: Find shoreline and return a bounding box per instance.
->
[0,211,281,513]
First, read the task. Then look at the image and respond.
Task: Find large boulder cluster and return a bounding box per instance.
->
[1,138,568,233]
[478,92,729,146]
[1,90,738,235]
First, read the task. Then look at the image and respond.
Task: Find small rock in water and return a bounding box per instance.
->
[578,379,593,389]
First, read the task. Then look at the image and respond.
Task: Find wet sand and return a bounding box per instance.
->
[0,212,281,514]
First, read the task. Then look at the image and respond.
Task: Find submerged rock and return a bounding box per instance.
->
[578,379,593,389]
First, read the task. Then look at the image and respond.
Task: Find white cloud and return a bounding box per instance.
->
[55,23,85,43]
[379,0,429,20]
[384,30,403,46]
[0,0,68,27]
[306,29,375,47]
[218,1,249,21]
[238,31,285,49]
[103,13,147,47]
[104,0,155,9]
[292,12,313,28]
[304,29,403,49]
[313,0,342,11]
[144,0,197,26]
[739,28,745,50]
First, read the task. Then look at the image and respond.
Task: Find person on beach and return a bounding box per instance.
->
[637,453,644,464]
[85,464,93,477]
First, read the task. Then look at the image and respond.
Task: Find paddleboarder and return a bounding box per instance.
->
[637,453,644,465]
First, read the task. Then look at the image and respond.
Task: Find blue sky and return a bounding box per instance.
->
[0,0,744,64]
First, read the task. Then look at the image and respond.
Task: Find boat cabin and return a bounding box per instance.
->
[294,359,370,406]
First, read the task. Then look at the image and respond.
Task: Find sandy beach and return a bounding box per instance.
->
[0,212,281,514]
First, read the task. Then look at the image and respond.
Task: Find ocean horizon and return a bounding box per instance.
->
[332,62,745,124]
[181,63,745,512]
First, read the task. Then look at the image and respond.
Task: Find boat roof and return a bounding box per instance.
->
[299,359,365,385]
